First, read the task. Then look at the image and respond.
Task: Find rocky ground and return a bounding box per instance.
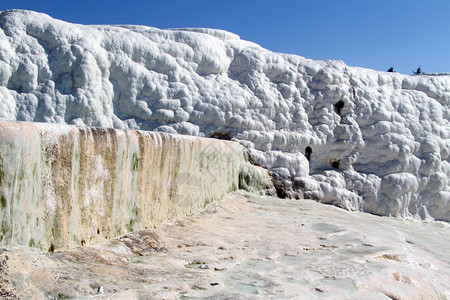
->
[1,191,449,299]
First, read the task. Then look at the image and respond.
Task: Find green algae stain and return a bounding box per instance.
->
[126,206,139,232]
[131,152,139,171]
[0,195,6,210]
[0,157,4,186]
[18,167,24,181]
[126,218,135,232]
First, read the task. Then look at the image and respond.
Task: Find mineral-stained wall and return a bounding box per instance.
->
[0,120,252,250]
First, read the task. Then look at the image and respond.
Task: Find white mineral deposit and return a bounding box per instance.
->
[0,9,449,299]
[1,192,449,299]
[1,10,449,220]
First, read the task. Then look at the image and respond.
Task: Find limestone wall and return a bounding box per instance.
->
[0,121,247,250]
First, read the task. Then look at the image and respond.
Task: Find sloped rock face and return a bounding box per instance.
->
[0,10,449,220]
[0,120,251,250]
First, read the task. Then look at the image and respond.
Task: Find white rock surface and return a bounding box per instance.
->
[0,10,449,220]
[1,192,449,299]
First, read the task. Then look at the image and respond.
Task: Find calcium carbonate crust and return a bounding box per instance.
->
[1,10,449,221]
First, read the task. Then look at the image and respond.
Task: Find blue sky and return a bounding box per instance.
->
[2,0,449,74]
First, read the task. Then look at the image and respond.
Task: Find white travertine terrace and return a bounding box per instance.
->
[0,10,449,221]
[0,121,262,250]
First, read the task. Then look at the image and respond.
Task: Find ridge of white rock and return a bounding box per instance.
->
[0,10,449,221]
[0,120,271,250]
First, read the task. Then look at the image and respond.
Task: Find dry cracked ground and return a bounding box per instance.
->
[1,191,449,299]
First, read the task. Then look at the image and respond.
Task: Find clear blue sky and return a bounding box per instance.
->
[2,0,449,74]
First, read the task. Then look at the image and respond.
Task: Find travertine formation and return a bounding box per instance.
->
[1,192,449,299]
[0,10,449,220]
[0,121,269,250]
